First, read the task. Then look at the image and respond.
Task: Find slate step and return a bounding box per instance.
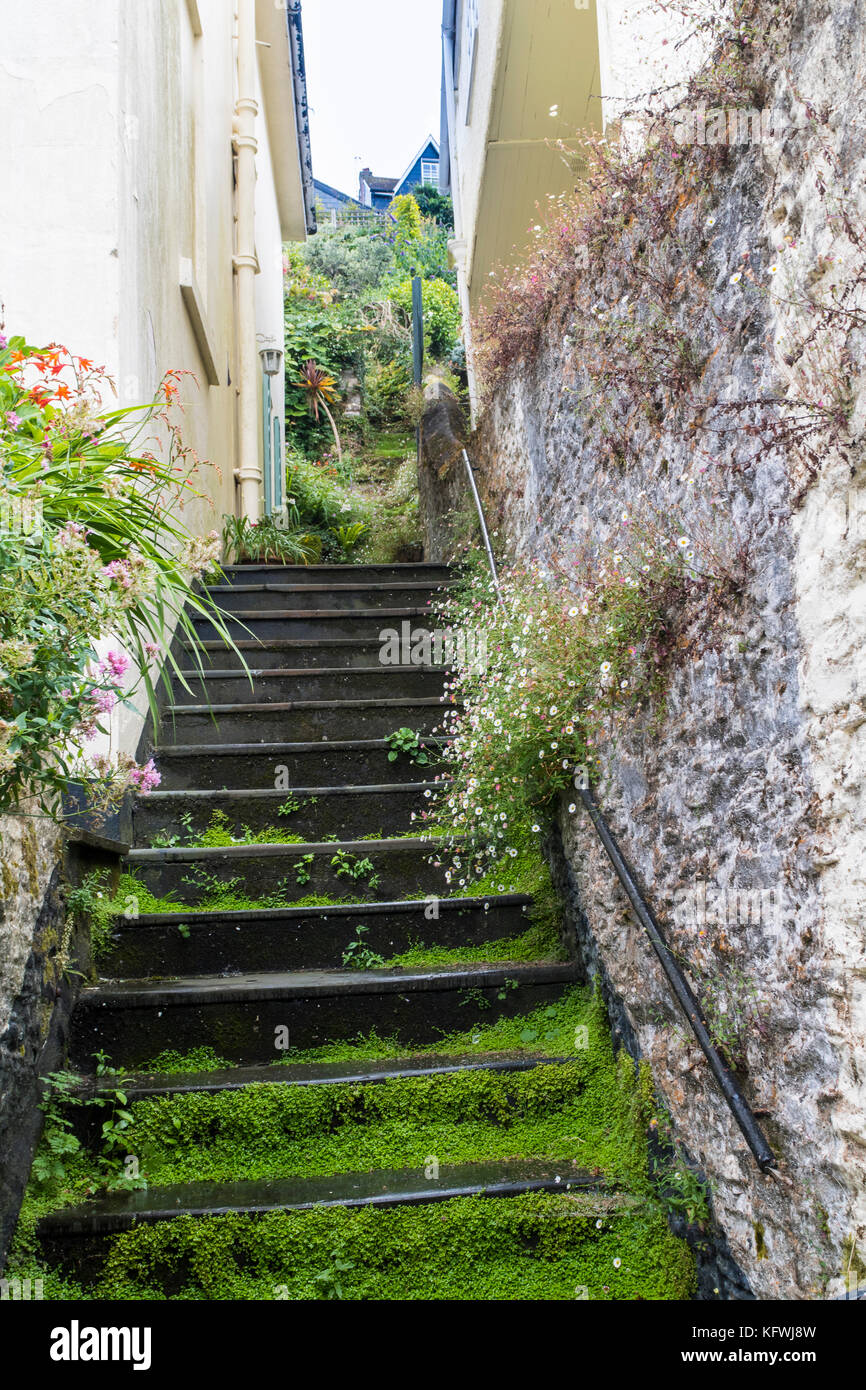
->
[126,836,456,903]
[97,894,533,978]
[158,698,451,744]
[205,582,452,612]
[133,785,438,845]
[150,738,444,791]
[192,607,438,642]
[181,638,439,671]
[169,666,448,706]
[90,1049,565,1101]
[37,1159,607,1276]
[69,961,579,1068]
[68,1051,569,1144]
[218,563,452,587]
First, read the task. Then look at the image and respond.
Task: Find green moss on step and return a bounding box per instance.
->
[13,1195,695,1302]
[383,919,563,970]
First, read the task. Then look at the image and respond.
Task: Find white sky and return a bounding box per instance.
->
[301,0,443,199]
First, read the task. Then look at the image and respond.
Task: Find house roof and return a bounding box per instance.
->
[361,172,399,193]
[314,178,360,206]
[359,135,441,201]
[395,134,440,192]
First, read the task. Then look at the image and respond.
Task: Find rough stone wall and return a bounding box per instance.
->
[0,813,64,1041]
[418,377,472,561]
[472,0,866,1300]
[0,811,66,1267]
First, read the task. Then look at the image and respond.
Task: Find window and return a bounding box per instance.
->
[420,160,439,185]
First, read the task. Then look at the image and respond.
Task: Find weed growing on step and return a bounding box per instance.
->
[295,855,315,886]
[341,925,386,970]
[330,850,380,890]
[385,727,430,766]
[149,809,308,850]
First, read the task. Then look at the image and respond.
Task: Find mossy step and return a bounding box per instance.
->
[68,1058,599,1185]
[125,836,457,902]
[151,738,445,791]
[180,639,427,671]
[97,894,533,978]
[89,1051,568,1101]
[69,962,578,1068]
[169,666,448,705]
[159,697,450,743]
[191,607,436,642]
[132,784,437,845]
[30,1195,695,1300]
[205,581,453,612]
[38,1160,607,1241]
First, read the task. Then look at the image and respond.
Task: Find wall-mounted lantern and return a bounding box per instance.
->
[259,346,283,376]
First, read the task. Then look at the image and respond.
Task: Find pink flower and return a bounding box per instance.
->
[5,411,21,431]
[103,650,130,680]
[102,560,132,587]
[128,758,161,794]
[92,689,117,715]
[145,642,159,659]
[57,521,87,546]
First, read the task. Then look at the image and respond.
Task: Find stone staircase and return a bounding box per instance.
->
[30,562,696,1300]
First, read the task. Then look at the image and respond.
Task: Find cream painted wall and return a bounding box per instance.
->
[0,1,122,370]
[596,0,722,144]
[0,0,304,762]
[254,50,288,501]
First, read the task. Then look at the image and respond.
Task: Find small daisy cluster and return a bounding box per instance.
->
[428,548,685,882]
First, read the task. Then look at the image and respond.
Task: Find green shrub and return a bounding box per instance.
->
[364,357,413,423]
[302,226,396,298]
[285,452,364,530]
[391,277,462,359]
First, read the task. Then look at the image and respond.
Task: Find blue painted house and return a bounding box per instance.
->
[313,178,361,212]
[359,135,440,210]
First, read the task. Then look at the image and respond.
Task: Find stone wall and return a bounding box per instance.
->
[418,376,472,561]
[0,812,65,1267]
[470,0,866,1300]
[0,812,125,1269]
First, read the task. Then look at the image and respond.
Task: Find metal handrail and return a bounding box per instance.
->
[459,450,777,1173]
[461,450,505,609]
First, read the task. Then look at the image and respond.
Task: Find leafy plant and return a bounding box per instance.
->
[313,1246,355,1300]
[341,925,386,971]
[386,727,429,766]
[329,521,368,556]
[391,277,462,358]
[31,1072,84,1189]
[295,854,315,887]
[431,539,728,885]
[412,184,455,229]
[330,850,379,888]
[221,514,321,565]
[292,360,343,465]
[0,336,245,813]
